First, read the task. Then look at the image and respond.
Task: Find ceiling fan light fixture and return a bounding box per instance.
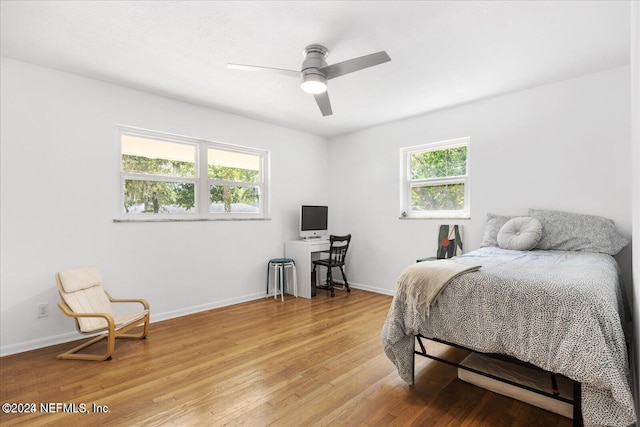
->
[228,43,390,116]
[300,73,327,94]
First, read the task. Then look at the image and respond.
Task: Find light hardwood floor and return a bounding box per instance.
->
[1,289,571,426]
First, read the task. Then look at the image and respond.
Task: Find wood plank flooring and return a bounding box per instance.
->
[0,289,571,426]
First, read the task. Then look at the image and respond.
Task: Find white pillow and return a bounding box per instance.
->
[497,217,542,251]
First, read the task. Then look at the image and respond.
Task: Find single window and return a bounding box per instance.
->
[207,148,261,214]
[400,137,470,219]
[118,127,269,220]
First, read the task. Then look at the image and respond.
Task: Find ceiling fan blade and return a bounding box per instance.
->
[227,63,299,78]
[314,92,333,116]
[321,51,391,80]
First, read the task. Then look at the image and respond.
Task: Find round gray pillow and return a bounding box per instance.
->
[497,217,543,251]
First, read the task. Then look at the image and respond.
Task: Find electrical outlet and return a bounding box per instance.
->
[38,302,49,318]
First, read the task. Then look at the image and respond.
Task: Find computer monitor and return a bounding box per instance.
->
[299,205,328,239]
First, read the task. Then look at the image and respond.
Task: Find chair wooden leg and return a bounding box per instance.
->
[340,266,350,292]
[327,268,335,297]
[57,316,150,361]
[118,330,147,339]
[57,334,113,361]
[119,317,150,339]
[106,330,116,359]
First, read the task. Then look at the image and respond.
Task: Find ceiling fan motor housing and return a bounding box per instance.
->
[301,44,329,84]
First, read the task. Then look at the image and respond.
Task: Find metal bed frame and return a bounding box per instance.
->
[413,334,583,427]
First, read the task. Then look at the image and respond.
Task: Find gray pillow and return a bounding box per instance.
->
[497,217,543,251]
[528,208,629,255]
[480,213,515,247]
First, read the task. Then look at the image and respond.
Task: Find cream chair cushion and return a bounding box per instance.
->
[58,265,103,292]
[58,266,115,332]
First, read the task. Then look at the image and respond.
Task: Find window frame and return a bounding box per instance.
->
[116,126,270,221]
[400,136,470,219]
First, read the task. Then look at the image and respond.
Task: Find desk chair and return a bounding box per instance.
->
[312,234,351,297]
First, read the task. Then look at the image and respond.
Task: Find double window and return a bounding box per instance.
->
[118,127,269,220]
[400,137,470,219]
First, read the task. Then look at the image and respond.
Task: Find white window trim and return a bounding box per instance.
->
[115,126,270,221]
[400,136,470,219]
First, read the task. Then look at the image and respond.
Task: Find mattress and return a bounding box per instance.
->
[458,352,573,418]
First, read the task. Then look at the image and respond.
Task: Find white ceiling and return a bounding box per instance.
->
[0,1,631,138]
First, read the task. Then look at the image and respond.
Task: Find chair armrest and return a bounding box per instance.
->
[105,292,150,310]
[58,302,116,328]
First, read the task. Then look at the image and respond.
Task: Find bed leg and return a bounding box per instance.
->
[411,336,416,384]
[573,381,583,427]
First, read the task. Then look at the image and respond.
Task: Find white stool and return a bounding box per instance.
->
[267,258,297,301]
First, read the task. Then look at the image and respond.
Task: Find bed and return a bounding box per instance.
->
[381,209,636,427]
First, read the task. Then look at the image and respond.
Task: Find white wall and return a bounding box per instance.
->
[329,67,632,297]
[0,58,329,355]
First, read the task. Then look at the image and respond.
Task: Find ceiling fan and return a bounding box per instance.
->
[228,44,391,116]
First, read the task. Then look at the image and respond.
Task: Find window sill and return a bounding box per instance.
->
[114,217,271,223]
[399,214,471,220]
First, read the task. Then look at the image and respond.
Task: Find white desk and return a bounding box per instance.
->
[285,239,330,299]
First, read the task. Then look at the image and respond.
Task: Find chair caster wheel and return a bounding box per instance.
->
[106,356,112,361]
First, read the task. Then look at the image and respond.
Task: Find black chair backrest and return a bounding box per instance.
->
[328,234,351,265]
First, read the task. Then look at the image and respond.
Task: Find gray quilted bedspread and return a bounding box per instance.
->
[381,247,635,427]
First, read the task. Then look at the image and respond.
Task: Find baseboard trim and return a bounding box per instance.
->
[349,282,395,296]
[0,292,266,357]
[149,292,266,324]
[0,331,81,357]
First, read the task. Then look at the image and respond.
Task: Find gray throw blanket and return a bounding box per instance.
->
[395,260,481,317]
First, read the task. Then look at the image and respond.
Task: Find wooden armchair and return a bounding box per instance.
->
[56,266,150,361]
